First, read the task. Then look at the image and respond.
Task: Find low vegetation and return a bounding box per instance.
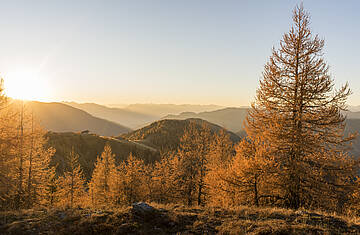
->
[1,204,360,234]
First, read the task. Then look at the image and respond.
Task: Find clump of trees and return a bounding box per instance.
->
[0,80,56,210]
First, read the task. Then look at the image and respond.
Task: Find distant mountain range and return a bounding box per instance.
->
[63,102,157,129]
[163,107,248,133]
[123,103,224,117]
[20,101,132,136]
[64,102,223,129]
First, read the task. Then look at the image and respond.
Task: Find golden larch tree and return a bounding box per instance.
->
[88,144,118,208]
[117,153,149,204]
[246,4,358,210]
[205,129,235,207]
[56,148,86,208]
[150,151,180,204]
[174,121,212,206]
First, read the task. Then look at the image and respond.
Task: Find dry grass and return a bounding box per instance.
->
[1,204,360,234]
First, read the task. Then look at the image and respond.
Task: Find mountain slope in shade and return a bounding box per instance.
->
[25,101,131,136]
[46,132,159,180]
[345,119,360,156]
[345,111,360,119]
[64,102,157,129]
[120,118,240,152]
[163,107,248,133]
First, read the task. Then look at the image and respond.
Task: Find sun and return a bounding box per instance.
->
[3,70,52,101]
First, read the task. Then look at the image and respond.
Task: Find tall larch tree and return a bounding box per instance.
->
[56,148,86,208]
[117,153,148,204]
[219,137,277,207]
[88,144,118,208]
[175,121,212,206]
[246,4,358,210]
[22,113,56,209]
[150,152,179,204]
[205,130,235,206]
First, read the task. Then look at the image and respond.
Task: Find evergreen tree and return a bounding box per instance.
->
[175,122,212,206]
[219,138,277,207]
[56,148,86,208]
[245,4,358,210]
[39,165,57,208]
[205,130,235,206]
[150,151,179,204]
[88,144,118,208]
[117,153,148,204]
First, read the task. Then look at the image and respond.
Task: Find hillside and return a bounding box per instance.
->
[64,102,157,129]
[1,204,360,234]
[346,111,360,119]
[163,107,248,133]
[120,118,240,152]
[23,101,131,136]
[45,132,159,180]
[345,119,360,156]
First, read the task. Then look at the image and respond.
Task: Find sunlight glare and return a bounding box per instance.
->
[4,70,52,101]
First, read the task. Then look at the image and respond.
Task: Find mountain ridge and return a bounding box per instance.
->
[120,118,240,152]
[162,107,249,133]
[14,100,132,136]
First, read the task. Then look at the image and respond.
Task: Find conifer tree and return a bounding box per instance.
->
[175,122,212,206]
[205,130,235,206]
[150,151,180,204]
[56,148,86,208]
[117,153,148,204]
[246,4,358,210]
[21,113,56,209]
[88,144,118,208]
[39,165,57,208]
[219,138,278,207]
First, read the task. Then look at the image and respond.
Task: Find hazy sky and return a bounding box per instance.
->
[0,0,359,106]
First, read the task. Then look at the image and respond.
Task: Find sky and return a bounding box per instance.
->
[0,0,359,106]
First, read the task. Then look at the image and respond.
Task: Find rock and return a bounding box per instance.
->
[56,212,67,220]
[131,202,155,214]
[130,202,157,220]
